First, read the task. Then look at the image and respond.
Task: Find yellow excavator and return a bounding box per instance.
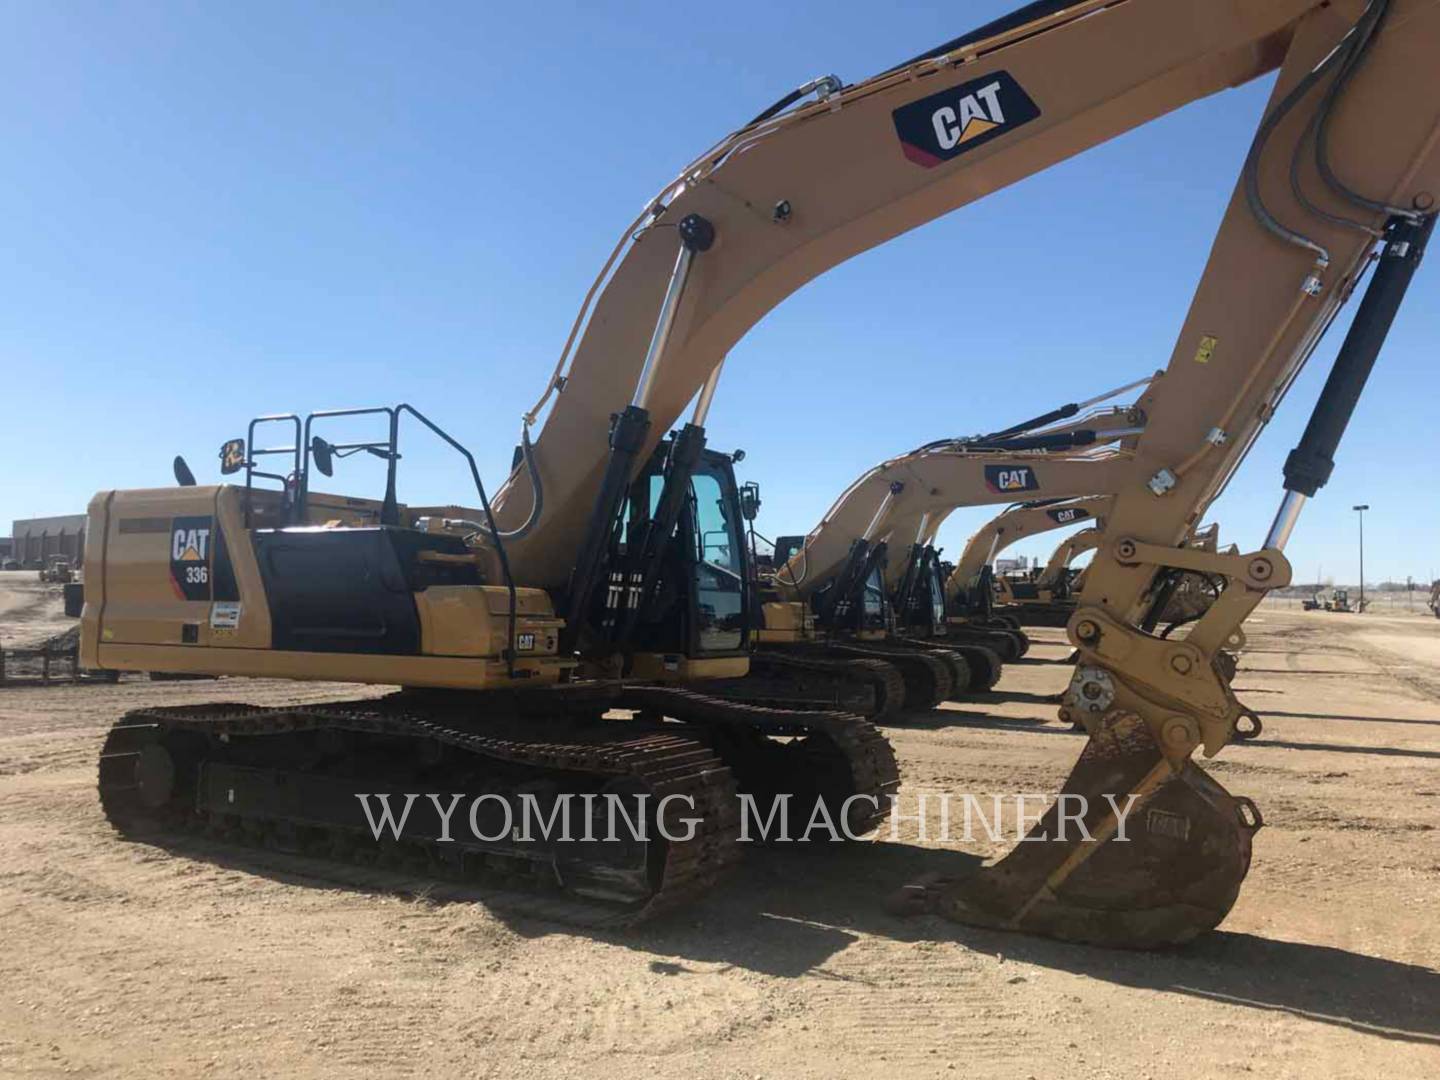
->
[991,520,1232,628]
[936,494,1116,629]
[756,386,1148,691]
[85,0,1440,947]
[950,500,1226,630]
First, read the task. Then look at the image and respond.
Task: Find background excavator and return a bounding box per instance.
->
[763,393,1146,677]
[955,502,1228,630]
[939,494,1116,628]
[83,0,1440,948]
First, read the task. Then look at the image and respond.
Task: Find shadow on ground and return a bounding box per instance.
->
[127,820,1440,1045]
[619,840,1440,1046]
[1263,709,1440,727]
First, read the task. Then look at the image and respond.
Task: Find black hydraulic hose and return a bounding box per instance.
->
[1282,213,1434,496]
[1289,110,1378,237]
[1240,7,1367,264]
[748,87,807,126]
[747,74,843,127]
[1139,570,1182,635]
[1313,1,1417,222]
[979,401,1081,441]
[961,429,1098,453]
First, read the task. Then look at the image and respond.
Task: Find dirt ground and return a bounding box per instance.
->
[1,571,1437,1079]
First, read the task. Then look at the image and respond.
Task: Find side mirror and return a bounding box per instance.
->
[173,455,197,487]
[739,481,761,522]
[310,436,335,478]
[219,438,246,476]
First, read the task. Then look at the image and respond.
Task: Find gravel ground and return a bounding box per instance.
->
[1,576,1436,1079]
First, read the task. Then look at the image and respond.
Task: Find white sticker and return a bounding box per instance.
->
[210,601,242,630]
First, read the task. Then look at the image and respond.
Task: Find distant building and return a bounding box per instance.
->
[12,515,87,569]
[0,537,12,559]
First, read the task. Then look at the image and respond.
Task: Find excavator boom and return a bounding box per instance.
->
[493,0,1335,588]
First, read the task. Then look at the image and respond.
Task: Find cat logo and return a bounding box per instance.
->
[1046,507,1092,525]
[169,515,215,602]
[172,525,210,563]
[892,70,1040,169]
[984,465,1040,494]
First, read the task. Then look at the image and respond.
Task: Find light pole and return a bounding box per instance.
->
[1353,505,1369,610]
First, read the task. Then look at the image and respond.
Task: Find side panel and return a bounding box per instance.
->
[88,486,262,653]
[84,485,567,687]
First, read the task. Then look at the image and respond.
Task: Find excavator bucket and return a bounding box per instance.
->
[892,713,1260,948]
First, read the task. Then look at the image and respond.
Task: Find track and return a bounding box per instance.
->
[722,649,908,719]
[97,686,899,927]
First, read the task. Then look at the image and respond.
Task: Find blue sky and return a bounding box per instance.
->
[2,1,1435,585]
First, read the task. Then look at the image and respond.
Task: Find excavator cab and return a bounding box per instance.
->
[919,553,949,637]
[594,440,752,675]
[811,541,889,639]
[892,544,948,639]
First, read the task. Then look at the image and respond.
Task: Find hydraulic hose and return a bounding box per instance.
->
[495,425,543,542]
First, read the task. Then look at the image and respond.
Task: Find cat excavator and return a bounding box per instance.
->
[946,495,1114,627]
[84,0,1440,947]
[761,391,1148,690]
[987,519,1231,630]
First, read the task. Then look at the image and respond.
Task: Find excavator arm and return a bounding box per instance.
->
[901,0,1440,945]
[491,0,1342,591]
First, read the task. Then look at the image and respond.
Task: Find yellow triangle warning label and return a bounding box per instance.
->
[958,116,999,144]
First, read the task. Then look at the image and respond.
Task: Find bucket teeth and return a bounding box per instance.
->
[896,713,1259,949]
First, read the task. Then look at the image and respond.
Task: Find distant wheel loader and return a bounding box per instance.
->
[38,555,75,584]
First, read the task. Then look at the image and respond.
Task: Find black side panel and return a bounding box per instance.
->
[251,527,474,655]
[213,523,241,602]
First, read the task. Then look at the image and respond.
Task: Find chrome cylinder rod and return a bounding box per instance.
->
[691,357,726,426]
[631,213,715,411]
[985,532,1003,565]
[862,483,902,542]
[632,246,694,410]
[1264,489,1307,550]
